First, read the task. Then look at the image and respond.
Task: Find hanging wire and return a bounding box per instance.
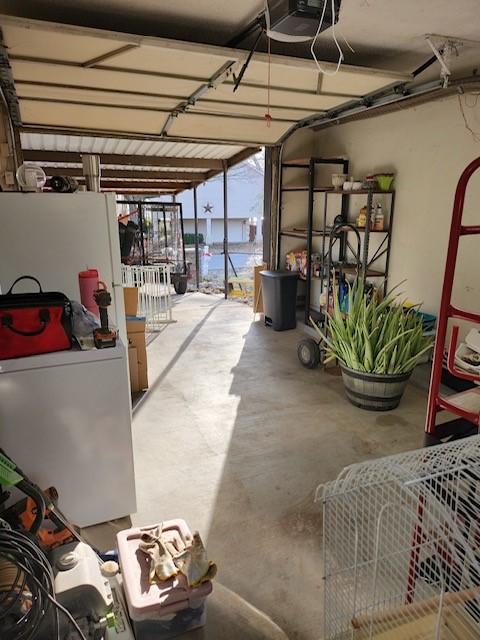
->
[338,28,356,54]
[457,92,480,143]
[310,0,344,77]
[464,92,480,109]
[0,524,87,640]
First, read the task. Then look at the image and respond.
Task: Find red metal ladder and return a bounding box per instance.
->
[425,157,480,444]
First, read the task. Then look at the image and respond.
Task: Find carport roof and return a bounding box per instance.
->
[1,15,410,148]
[20,132,260,195]
[21,132,248,162]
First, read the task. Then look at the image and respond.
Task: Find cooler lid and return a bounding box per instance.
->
[117,520,212,618]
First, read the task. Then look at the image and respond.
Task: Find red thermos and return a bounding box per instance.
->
[78,269,99,316]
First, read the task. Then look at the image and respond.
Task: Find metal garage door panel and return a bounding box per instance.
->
[16,84,180,111]
[208,83,347,111]
[168,112,290,145]
[11,60,201,98]
[240,59,324,93]
[19,99,168,135]
[2,15,411,146]
[321,70,407,95]
[105,44,236,79]
[242,57,408,96]
[2,24,131,64]
[192,99,317,121]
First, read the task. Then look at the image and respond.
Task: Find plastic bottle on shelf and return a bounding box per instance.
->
[374,203,384,231]
[357,206,367,228]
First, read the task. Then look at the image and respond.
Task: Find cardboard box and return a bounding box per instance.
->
[127,317,148,390]
[128,345,140,393]
[254,263,267,314]
[126,317,146,334]
[123,287,139,317]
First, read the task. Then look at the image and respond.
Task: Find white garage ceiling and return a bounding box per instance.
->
[0,0,263,47]
[0,15,410,146]
[2,0,480,73]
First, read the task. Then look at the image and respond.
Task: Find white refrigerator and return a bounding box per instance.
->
[0,192,136,527]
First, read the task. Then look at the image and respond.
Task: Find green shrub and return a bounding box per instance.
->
[312,280,433,374]
[184,233,204,245]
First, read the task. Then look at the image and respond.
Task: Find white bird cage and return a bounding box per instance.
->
[320,437,480,640]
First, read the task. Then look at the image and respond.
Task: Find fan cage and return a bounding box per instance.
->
[320,437,480,640]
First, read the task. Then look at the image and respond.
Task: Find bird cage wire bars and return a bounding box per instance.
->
[319,437,480,640]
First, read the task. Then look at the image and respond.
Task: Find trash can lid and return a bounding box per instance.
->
[260,270,299,279]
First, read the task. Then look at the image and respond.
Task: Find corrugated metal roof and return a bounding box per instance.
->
[19,131,258,195]
[31,161,207,173]
[20,133,246,160]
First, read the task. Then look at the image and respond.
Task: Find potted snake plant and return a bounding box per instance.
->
[313,281,433,411]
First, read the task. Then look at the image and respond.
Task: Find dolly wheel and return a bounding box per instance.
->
[297,338,321,369]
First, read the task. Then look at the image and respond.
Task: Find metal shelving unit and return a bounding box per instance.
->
[276,157,396,325]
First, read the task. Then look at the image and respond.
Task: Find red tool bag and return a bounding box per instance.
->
[0,276,73,360]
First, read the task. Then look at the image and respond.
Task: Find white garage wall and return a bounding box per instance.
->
[280,95,480,321]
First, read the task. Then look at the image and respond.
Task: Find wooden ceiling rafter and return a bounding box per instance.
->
[41,167,205,181]
[102,190,179,195]
[84,180,194,190]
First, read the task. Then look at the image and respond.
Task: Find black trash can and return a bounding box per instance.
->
[260,270,298,331]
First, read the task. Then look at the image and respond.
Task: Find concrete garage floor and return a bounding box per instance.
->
[86,292,427,640]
